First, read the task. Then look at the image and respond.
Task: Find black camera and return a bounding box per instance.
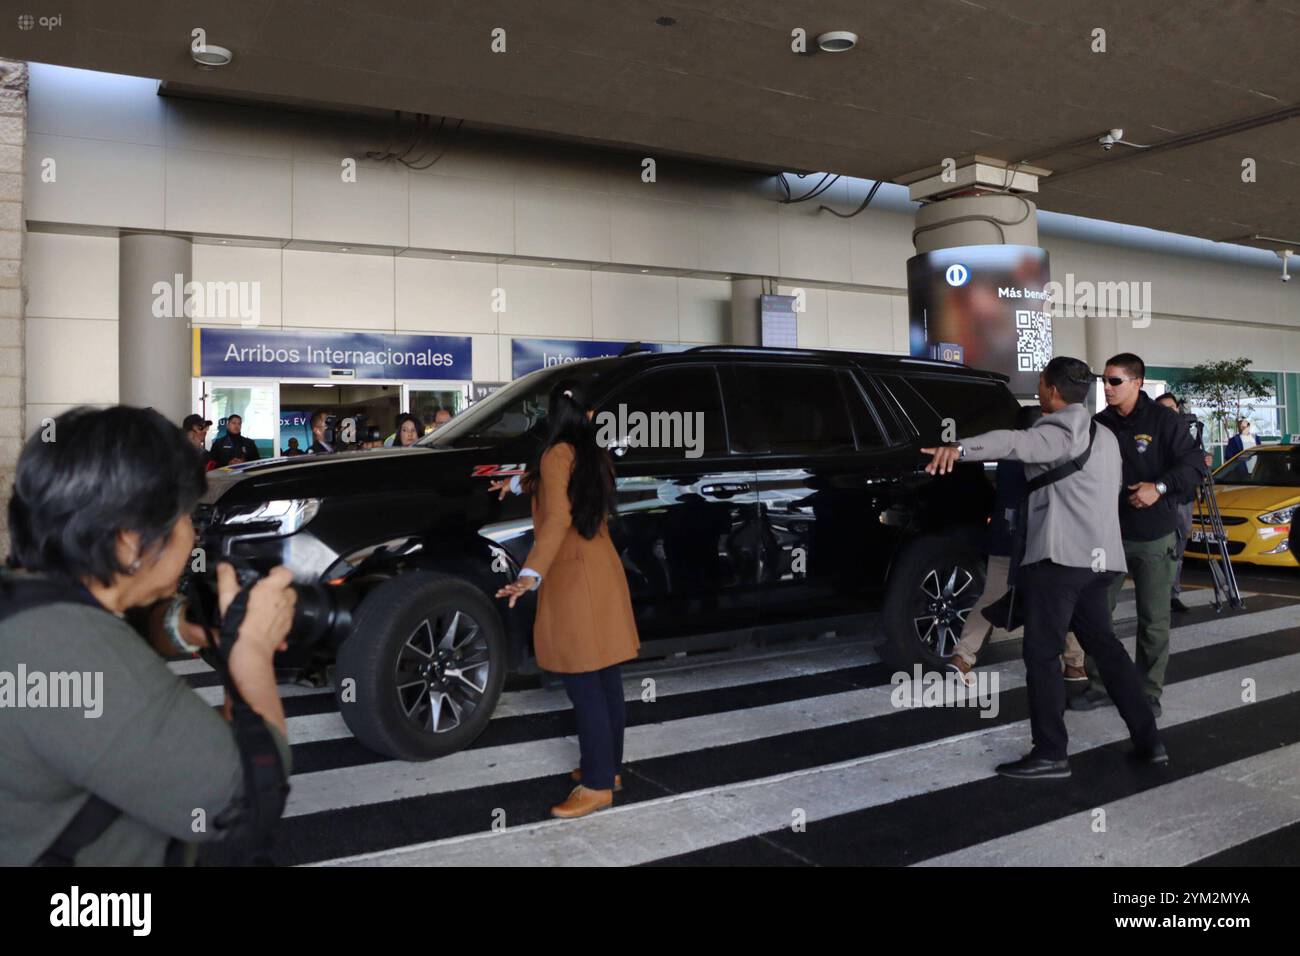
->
[179,559,353,655]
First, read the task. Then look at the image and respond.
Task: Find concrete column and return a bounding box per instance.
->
[119,232,192,421]
[728,277,763,345]
[913,193,1039,254]
[1084,314,1120,372]
[0,60,26,560]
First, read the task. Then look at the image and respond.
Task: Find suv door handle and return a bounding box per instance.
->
[700,482,752,498]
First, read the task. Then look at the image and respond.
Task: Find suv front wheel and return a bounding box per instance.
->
[882,535,986,671]
[336,571,507,761]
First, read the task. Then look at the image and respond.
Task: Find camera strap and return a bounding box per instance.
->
[211,585,291,866]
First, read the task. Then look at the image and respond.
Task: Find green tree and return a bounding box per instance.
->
[1178,358,1273,447]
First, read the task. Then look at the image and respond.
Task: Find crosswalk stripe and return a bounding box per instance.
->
[282,598,1298,820]
[916,741,1300,867]
[313,653,1300,866]
[178,586,1226,707]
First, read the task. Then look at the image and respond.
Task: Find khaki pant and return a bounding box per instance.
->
[954,554,1086,669]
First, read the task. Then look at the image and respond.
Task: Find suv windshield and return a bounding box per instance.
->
[1214,447,1300,486]
[417,370,554,448]
[417,360,619,449]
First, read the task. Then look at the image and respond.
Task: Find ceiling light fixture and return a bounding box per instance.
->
[816,31,857,52]
[191,44,233,68]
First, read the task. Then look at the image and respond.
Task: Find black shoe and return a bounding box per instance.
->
[1147,696,1162,718]
[995,755,1071,779]
[1131,742,1169,765]
[1171,597,1190,614]
[1068,688,1114,711]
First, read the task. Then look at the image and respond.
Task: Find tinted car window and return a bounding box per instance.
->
[601,365,727,461]
[839,370,888,450]
[878,373,1018,439]
[905,375,1021,437]
[729,364,855,455]
[877,374,937,437]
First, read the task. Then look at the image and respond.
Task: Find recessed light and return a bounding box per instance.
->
[449,254,457,259]
[339,246,350,252]
[640,268,649,273]
[220,240,229,245]
[816,31,857,52]
[192,44,234,68]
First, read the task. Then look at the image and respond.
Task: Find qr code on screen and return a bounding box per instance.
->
[1015,310,1052,371]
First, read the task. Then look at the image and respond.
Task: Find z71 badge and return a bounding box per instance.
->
[471,463,526,477]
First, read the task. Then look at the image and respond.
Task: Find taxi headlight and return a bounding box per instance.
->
[1258,505,1296,525]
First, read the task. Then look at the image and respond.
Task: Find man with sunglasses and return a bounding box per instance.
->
[1071,353,1208,718]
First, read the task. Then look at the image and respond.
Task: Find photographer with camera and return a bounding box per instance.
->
[0,406,294,866]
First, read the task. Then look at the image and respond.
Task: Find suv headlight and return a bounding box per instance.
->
[1258,505,1296,525]
[221,498,321,538]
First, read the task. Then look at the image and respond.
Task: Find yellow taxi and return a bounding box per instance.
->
[1186,444,1299,568]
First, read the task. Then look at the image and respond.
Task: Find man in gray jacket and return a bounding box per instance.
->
[923,356,1166,778]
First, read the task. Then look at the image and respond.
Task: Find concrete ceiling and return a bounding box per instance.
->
[5,0,1300,248]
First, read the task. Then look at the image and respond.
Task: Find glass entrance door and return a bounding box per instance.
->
[202,381,279,461]
[407,384,470,437]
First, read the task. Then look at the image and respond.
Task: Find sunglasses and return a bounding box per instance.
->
[1103,376,1134,387]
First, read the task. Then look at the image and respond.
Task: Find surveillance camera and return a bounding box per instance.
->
[1098,128,1124,151]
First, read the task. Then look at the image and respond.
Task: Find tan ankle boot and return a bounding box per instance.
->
[551,785,613,819]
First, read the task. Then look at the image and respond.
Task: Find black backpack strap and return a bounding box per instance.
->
[1026,420,1097,494]
[34,796,121,866]
[211,585,290,865]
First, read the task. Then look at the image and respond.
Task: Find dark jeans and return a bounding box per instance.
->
[559,664,626,791]
[1020,561,1161,762]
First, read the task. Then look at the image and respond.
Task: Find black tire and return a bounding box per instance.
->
[335,571,507,761]
[882,535,986,671]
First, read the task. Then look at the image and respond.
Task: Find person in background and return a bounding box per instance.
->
[433,407,453,430]
[947,405,1089,688]
[209,414,260,467]
[360,425,384,450]
[387,413,422,448]
[308,410,334,455]
[923,356,1165,779]
[181,414,212,467]
[1155,393,1197,614]
[493,379,640,817]
[1224,417,1259,462]
[0,405,295,865]
[1071,354,1207,719]
[283,437,305,457]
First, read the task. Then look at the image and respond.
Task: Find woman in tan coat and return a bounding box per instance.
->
[495,379,640,818]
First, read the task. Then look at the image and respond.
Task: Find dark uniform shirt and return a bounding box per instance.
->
[210,432,260,467]
[1095,392,1208,541]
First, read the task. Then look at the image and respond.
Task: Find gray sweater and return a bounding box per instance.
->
[0,601,291,865]
[961,402,1127,573]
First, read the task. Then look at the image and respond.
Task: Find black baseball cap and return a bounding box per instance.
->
[182,414,213,431]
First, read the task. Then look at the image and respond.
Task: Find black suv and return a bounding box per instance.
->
[191,346,1019,760]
